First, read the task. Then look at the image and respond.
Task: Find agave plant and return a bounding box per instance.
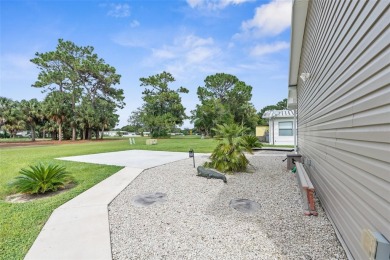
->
[10,163,73,194]
[241,135,262,148]
[205,123,252,173]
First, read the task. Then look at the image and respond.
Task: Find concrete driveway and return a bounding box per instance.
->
[57,150,190,168]
[25,150,198,260]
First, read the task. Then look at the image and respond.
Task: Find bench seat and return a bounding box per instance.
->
[295,162,317,216]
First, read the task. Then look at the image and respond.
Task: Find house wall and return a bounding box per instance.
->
[268,118,295,145]
[296,1,389,259]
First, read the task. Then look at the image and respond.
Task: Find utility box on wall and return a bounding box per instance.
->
[362,229,390,260]
[287,153,302,170]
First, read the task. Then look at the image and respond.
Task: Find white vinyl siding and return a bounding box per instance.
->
[296,1,389,259]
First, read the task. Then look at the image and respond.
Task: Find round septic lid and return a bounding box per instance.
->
[229,198,261,213]
[132,192,167,207]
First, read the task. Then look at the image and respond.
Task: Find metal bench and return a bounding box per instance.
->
[295,162,318,216]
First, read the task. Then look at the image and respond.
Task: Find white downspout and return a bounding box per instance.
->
[271,110,275,145]
[272,117,275,145]
[293,109,297,152]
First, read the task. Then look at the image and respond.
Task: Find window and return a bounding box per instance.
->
[279,121,293,136]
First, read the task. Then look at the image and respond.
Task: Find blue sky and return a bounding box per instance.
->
[0,0,292,128]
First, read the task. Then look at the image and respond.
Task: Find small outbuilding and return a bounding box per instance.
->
[262,110,296,146]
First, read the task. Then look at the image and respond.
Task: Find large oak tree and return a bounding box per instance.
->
[139,71,188,137]
[192,73,258,135]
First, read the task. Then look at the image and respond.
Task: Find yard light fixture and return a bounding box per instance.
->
[300,72,310,82]
[189,149,195,168]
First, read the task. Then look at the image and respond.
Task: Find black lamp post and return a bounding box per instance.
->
[189,149,195,168]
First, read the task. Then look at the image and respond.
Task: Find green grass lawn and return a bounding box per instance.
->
[0,137,36,142]
[0,136,217,260]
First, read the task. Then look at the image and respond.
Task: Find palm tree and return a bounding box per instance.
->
[20,99,43,141]
[213,123,248,145]
[205,123,252,173]
[0,97,12,136]
[0,98,25,138]
[43,92,71,141]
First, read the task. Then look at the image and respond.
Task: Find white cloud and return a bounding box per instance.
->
[145,34,222,80]
[187,0,254,10]
[180,34,214,48]
[107,3,130,18]
[187,0,203,8]
[186,46,216,63]
[250,41,289,56]
[152,48,176,59]
[222,0,254,5]
[130,20,140,28]
[240,0,292,36]
[151,34,219,64]
[0,53,38,81]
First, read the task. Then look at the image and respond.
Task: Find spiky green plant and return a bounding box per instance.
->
[9,163,73,194]
[205,123,252,173]
[241,135,262,148]
[212,123,248,145]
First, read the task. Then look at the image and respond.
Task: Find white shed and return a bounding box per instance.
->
[262,110,296,146]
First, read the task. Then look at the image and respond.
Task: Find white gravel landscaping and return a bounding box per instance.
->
[108,151,347,260]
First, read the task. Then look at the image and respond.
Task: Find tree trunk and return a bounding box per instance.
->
[58,120,62,142]
[95,129,99,140]
[88,128,92,140]
[101,126,104,139]
[83,128,87,140]
[31,125,36,142]
[72,96,76,141]
[51,131,56,140]
[72,125,76,141]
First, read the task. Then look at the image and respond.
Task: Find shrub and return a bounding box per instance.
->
[205,142,250,173]
[241,135,262,148]
[204,123,252,174]
[0,132,10,138]
[151,129,170,138]
[9,163,73,194]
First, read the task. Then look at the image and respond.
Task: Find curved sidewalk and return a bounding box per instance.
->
[25,150,193,260]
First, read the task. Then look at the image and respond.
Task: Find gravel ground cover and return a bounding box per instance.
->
[109,151,347,260]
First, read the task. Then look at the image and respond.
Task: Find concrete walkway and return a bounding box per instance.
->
[25,150,192,260]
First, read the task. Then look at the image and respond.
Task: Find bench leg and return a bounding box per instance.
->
[307,190,318,216]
